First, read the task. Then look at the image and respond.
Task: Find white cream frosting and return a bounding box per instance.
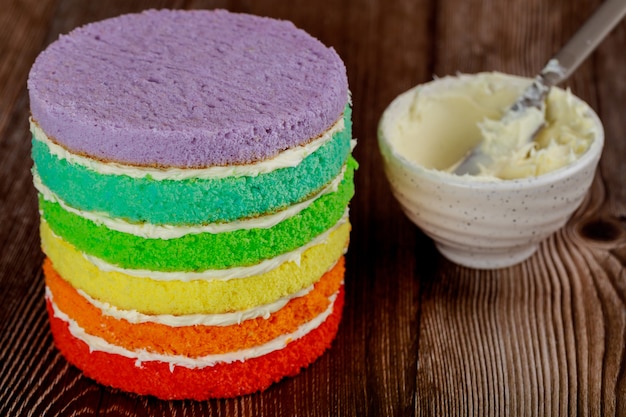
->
[80,211,349,282]
[387,72,597,179]
[476,86,595,178]
[73,282,314,327]
[47,289,338,369]
[30,116,345,180]
[33,165,347,239]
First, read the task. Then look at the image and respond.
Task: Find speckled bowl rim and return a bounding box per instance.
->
[378,79,605,192]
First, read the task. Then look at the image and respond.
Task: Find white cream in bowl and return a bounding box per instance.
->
[378,72,604,269]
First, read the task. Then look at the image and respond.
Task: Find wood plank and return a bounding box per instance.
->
[0,0,58,135]
[415,0,626,415]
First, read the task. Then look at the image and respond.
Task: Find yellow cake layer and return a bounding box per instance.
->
[40,221,351,315]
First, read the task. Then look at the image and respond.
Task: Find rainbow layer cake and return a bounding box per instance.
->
[28,9,356,400]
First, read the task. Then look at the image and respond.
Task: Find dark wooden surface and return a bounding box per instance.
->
[1,0,625,415]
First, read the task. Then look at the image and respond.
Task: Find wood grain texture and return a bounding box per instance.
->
[415,0,626,416]
[0,0,624,415]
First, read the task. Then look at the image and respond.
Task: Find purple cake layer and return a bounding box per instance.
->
[28,9,348,168]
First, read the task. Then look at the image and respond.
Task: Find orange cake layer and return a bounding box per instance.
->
[45,257,345,356]
[46,287,345,400]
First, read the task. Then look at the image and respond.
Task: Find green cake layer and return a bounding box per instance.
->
[40,159,356,272]
[32,108,352,226]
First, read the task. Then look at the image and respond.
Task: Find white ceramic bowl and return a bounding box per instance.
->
[378,74,604,269]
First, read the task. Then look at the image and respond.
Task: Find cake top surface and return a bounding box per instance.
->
[28,9,348,168]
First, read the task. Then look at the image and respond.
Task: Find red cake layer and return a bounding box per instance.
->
[46,287,345,400]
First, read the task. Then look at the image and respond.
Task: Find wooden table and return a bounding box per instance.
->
[1,0,625,415]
